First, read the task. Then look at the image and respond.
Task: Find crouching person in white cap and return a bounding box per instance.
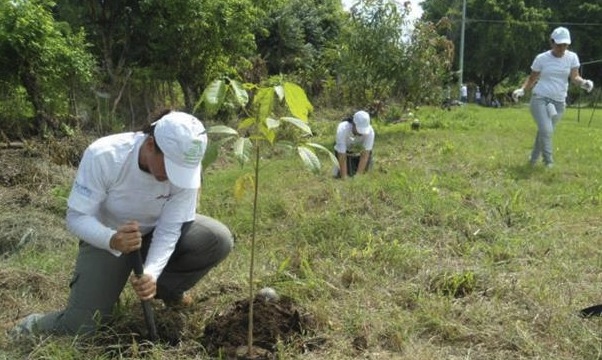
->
[9,109,233,338]
[334,110,375,179]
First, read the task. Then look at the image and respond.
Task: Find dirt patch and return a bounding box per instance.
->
[85,291,324,359]
[201,295,323,359]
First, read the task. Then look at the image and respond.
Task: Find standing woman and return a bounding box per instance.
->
[513,27,594,168]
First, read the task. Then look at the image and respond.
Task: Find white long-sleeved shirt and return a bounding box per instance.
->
[334,121,375,154]
[66,132,198,280]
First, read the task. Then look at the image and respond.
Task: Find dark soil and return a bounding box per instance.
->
[90,292,324,359]
[200,295,322,359]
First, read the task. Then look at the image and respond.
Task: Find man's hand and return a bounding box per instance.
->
[512,88,525,102]
[581,79,594,93]
[130,273,157,301]
[109,221,142,254]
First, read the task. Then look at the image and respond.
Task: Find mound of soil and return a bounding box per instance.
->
[201,294,322,359]
[93,293,324,360]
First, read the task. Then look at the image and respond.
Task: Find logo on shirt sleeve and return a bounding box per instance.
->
[73,181,92,198]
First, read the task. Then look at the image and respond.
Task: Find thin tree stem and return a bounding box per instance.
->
[247,142,261,356]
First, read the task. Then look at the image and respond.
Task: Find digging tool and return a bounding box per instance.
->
[579,304,602,318]
[131,250,158,341]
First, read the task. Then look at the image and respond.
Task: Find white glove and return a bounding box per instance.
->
[581,79,594,93]
[512,88,525,102]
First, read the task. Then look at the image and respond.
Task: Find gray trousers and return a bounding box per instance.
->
[529,95,565,165]
[35,214,233,335]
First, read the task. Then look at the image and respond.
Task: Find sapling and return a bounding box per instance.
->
[195,76,336,357]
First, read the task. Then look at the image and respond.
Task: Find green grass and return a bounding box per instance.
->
[2,104,602,359]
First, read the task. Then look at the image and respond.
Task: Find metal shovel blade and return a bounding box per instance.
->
[579,304,602,318]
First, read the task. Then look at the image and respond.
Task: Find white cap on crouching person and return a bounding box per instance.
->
[353,110,372,135]
[153,111,207,189]
[551,27,571,45]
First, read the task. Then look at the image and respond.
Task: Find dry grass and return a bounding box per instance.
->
[2,105,602,359]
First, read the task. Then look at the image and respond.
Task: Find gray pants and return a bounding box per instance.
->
[35,214,233,335]
[529,95,565,165]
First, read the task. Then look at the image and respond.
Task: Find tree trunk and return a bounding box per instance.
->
[178,77,200,114]
[19,67,50,133]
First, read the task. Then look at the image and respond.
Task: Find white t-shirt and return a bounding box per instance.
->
[531,50,580,102]
[334,121,374,153]
[67,132,198,280]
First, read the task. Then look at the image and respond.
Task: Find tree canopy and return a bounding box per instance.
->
[1,0,601,137]
[421,0,602,100]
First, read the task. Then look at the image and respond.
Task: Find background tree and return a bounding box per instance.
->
[422,0,550,102]
[0,0,94,135]
[54,0,259,127]
[4,0,602,140]
[399,19,454,106]
[139,0,260,112]
[337,0,408,103]
[336,0,452,107]
[421,0,602,103]
[253,0,346,98]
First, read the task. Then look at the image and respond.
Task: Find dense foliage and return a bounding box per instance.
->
[0,0,94,134]
[422,0,602,102]
[0,0,600,138]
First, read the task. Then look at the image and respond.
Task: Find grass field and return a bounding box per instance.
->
[1,103,602,359]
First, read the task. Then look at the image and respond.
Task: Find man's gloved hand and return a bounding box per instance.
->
[512,88,525,102]
[581,79,594,93]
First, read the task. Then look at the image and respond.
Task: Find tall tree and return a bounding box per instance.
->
[337,0,409,103]
[335,0,452,106]
[422,0,550,99]
[0,0,94,132]
[254,0,344,74]
[139,0,260,112]
[55,0,149,126]
[55,0,259,118]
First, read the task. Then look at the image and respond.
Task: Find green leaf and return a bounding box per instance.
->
[253,87,275,124]
[208,125,239,135]
[201,142,219,170]
[297,146,321,174]
[305,142,338,166]
[266,117,280,129]
[198,79,227,116]
[234,173,254,201]
[230,79,249,107]
[259,123,276,144]
[275,140,295,152]
[274,85,285,102]
[234,137,252,165]
[283,82,313,121]
[239,117,256,131]
[281,117,312,135]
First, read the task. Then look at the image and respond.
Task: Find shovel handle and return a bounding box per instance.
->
[132,250,158,341]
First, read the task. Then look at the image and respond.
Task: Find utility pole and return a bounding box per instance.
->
[458,0,466,95]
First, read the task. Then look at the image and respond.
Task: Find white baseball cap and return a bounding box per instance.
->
[551,27,571,45]
[353,110,372,135]
[153,111,207,189]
